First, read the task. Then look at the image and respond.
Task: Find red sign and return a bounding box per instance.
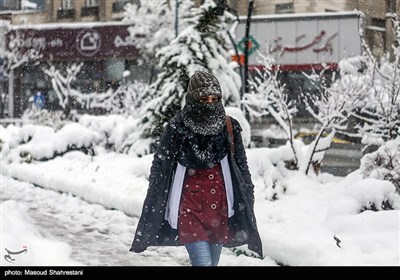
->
[231,54,244,65]
[9,23,139,60]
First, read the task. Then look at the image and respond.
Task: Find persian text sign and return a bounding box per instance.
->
[235,12,362,67]
[10,23,139,59]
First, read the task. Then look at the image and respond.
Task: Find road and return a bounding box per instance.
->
[251,128,365,177]
[321,142,364,176]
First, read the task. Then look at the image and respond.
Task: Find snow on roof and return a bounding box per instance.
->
[21,0,38,10]
[11,21,131,31]
[239,10,363,23]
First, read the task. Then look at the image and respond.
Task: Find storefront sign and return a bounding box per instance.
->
[235,11,362,68]
[10,23,139,60]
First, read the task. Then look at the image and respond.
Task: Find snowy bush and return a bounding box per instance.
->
[78,114,151,156]
[21,108,74,131]
[247,145,298,201]
[1,123,102,163]
[345,178,399,212]
[360,138,400,194]
[89,81,149,116]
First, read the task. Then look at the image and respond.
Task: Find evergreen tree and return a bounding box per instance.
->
[141,0,241,151]
[122,0,193,82]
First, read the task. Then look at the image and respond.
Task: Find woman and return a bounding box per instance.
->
[130,71,262,266]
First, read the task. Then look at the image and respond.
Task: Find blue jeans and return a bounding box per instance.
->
[184,241,223,266]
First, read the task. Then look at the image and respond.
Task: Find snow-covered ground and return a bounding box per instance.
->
[0,176,271,266]
[1,144,399,266]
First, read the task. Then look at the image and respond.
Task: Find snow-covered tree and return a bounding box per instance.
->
[43,63,148,118]
[302,61,368,175]
[122,0,199,85]
[0,21,41,117]
[139,0,241,151]
[0,21,41,77]
[242,52,300,169]
[43,63,83,117]
[351,27,400,145]
[122,0,193,76]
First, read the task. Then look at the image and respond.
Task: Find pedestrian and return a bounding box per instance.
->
[33,90,45,109]
[129,71,263,266]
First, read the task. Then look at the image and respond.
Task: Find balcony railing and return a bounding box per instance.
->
[81,6,99,17]
[57,9,75,19]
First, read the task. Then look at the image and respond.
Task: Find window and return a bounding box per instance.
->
[85,0,98,7]
[371,17,385,29]
[61,0,73,10]
[275,2,294,14]
[59,0,74,18]
[1,0,20,10]
[82,0,99,16]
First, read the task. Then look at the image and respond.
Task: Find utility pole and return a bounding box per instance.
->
[175,0,180,38]
[8,68,14,118]
[385,0,397,61]
[243,0,254,95]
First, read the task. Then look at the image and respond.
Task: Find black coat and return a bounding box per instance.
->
[130,113,263,258]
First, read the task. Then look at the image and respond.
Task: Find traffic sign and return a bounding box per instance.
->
[237,35,260,55]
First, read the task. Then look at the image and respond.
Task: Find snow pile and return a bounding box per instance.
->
[78,114,151,156]
[360,137,400,193]
[1,123,102,163]
[0,200,81,266]
[254,171,399,266]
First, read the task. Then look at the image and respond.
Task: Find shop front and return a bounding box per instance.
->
[7,22,146,117]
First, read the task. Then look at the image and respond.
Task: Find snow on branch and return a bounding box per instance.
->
[43,63,83,117]
[350,21,400,144]
[122,0,193,74]
[0,23,42,77]
[43,63,149,118]
[301,61,366,174]
[243,52,300,169]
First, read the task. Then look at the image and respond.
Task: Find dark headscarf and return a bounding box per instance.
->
[181,71,226,136]
[178,71,227,169]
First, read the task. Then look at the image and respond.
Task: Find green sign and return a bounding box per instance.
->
[237,35,260,55]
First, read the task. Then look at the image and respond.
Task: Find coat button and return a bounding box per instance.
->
[208,174,214,180]
[210,189,216,194]
[210,204,217,209]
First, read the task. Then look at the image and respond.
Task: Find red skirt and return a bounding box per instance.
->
[178,163,231,244]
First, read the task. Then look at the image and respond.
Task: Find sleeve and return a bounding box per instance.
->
[231,118,255,206]
[148,123,173,186]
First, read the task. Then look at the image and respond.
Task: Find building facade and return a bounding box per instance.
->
[1,0,399,118]
[0,0,146,117]
[223,0,399,60]
[0,0,138,23]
